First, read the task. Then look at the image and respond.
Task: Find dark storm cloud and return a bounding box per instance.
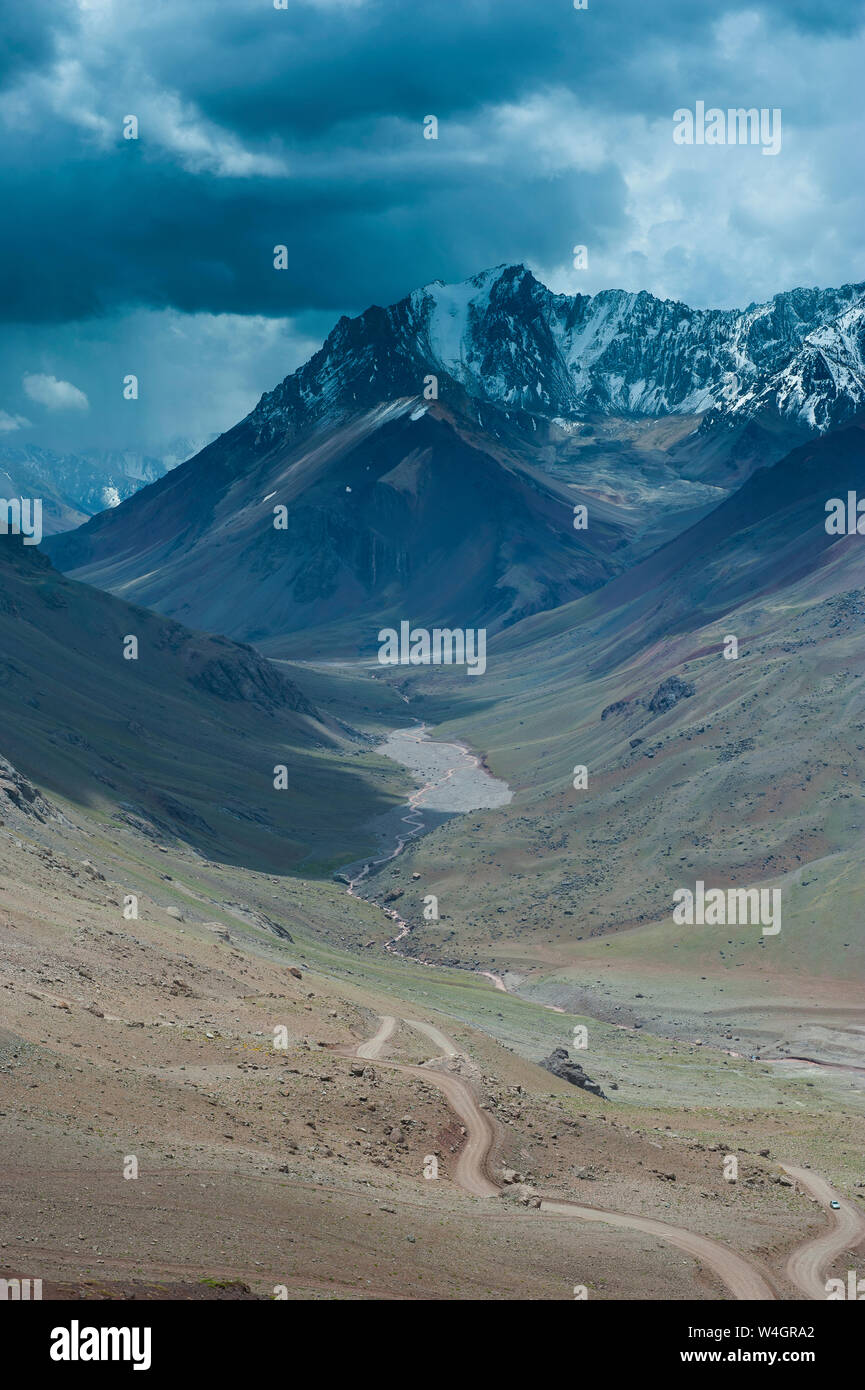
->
[117,0,862,135]
[1,0,864,457]
[1,0,863,330]
[0,85,624,322]
[0,0,75,86]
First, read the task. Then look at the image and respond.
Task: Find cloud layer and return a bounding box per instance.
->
[1,0,863,448]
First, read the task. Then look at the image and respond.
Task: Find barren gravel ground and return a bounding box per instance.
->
[1,787,861,1300]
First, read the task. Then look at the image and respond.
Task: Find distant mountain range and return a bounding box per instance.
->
[249,264,865,439]
[1,437,214,534]
[19,263,865,964]
[45,265,865,655]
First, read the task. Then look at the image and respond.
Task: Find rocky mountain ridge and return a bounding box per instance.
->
[249,264,865,446]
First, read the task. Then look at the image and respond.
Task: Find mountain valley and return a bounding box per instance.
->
[5,265,865,1302]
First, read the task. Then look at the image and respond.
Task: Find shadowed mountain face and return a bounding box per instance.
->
[45,399,640,658]
[45,265,865,657]
[517,422,865,673]
[0,536,403,872]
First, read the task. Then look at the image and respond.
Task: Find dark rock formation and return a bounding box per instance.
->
[646,676,695,714]
[0,755,54,823]
[539,1047,608,1098]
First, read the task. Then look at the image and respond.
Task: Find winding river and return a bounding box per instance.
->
[346,722,511,955]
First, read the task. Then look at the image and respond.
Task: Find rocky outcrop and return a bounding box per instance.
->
[601,699,631,720]
[601,676,695,725]
[540,1047,608,1099]
[647,676,695,715]
[0,756,54,823]
[501,1182,541,1208]
[186,647,316,717]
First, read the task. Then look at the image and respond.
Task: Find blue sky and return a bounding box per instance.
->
[1,0,863,450]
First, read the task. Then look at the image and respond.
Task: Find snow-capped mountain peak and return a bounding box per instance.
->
[728,304,865,430]
[249,264,865,446]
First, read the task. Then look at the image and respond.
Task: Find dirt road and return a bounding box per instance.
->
[401,1061,500,1197]
[404,1018,460,1057]
[354,1014,776,1299]
[540,1199,772,1300]
[781,1164,865,1299]
[356,1014,396,1059]
[352,1015,498,1195]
